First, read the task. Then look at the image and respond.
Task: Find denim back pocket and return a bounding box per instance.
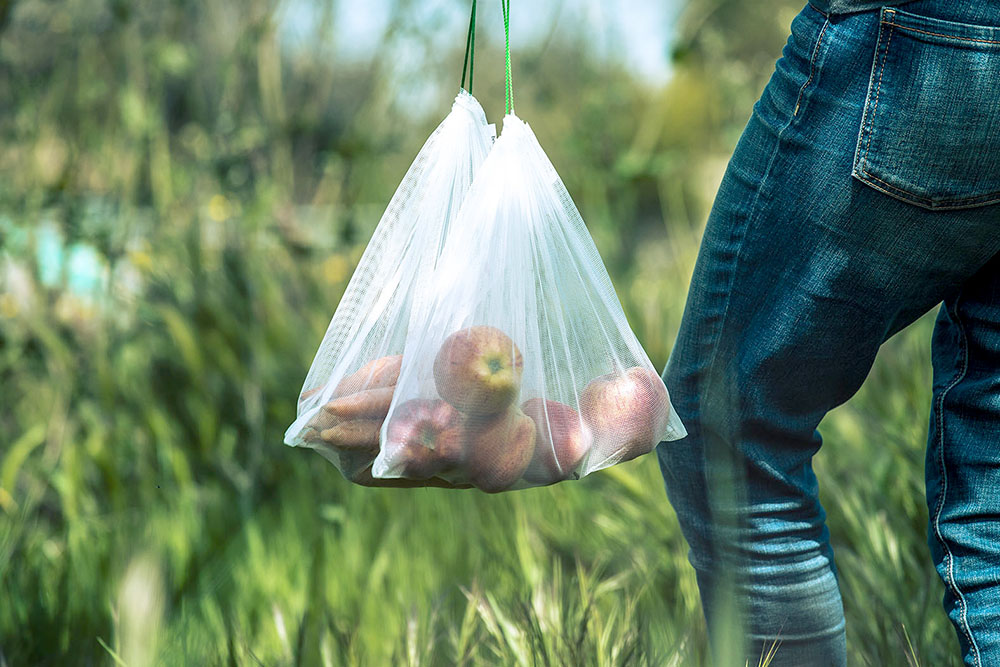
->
[853,8,1000,210]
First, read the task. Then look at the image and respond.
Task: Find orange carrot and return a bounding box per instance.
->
[333,355,402,397]
[319,419,384,450]
[324,386,395,420]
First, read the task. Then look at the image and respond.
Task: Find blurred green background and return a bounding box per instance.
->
[0,0,959,664]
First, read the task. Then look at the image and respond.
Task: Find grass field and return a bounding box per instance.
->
[0,1,965,665]
[0,216,961,665]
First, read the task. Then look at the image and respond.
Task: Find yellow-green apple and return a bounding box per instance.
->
[434,326,523,416]
[579,367,668,462]
[384,399,464,479]
[521,398,590,484]
[463,408,536,493]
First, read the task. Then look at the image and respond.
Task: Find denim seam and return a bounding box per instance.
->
[857,169,1000,208]
[794,19,831,116]
[851,14,886,180]
[861,19,894,171]
[703,14,833,388]
[931,297,983,667]
[882,21,1000,46]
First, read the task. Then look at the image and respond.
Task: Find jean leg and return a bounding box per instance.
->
[657,9,857,663]
[927,253,1000,667]
[660,152,852,667]
[658,5,1000,666]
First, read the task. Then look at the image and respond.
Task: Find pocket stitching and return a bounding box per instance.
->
[857,168,1000,208]
[882,21,1000,46]
[861,20,895,171]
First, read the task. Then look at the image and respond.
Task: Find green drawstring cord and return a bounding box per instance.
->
[461,0,477,93]
[502,0,513,114]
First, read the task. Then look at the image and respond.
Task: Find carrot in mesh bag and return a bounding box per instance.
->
[370,1,686,492]
[284,1,493,484]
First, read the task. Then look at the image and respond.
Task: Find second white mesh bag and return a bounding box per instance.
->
[371,112,687,491]
[284,90,495,480]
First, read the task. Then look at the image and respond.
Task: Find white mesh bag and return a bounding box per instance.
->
[370,110,686,491]
[283,88,495,480]
[368,2,685,490]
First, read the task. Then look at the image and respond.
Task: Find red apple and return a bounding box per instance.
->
[384,399,464,479]
[579,367,668,462]
[463,408,536,493]
[521,398,590,484]
[434,326,523,416]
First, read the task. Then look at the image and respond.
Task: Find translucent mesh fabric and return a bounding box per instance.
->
[284,91,495,478]
[371,114,686,490]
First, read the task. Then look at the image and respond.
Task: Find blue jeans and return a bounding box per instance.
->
[658,3,1000,665]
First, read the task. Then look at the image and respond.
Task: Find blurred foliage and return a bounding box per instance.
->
[0,0,960,665]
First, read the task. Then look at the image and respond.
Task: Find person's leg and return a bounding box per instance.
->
[927,253,1000,667]
[658,3,1000,665]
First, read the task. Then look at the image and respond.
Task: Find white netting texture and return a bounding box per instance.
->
[284,91,495,478]
[369,113,686,490]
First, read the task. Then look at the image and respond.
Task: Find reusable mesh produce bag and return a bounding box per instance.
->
[369,111,686,490]
[284,89,493,480]
[369,2,685,491]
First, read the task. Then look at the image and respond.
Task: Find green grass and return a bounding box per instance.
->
[0,217,961,665]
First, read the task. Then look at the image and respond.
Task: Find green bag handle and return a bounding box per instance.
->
[501,0,513,114]
[461,0,477,93]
